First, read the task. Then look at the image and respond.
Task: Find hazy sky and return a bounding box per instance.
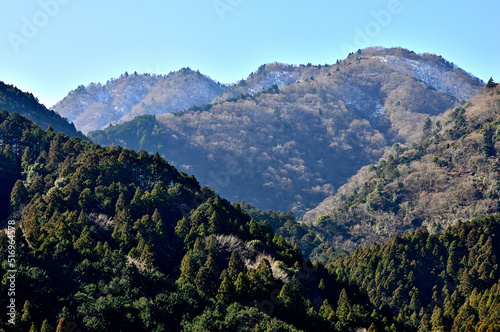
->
[1,0,498,107]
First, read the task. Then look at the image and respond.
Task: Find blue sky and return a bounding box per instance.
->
[1,0,498,107]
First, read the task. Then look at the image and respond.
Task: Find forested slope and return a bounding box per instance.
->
[304,83,500,252]
[0,82,84,139]
[1,110,500,331]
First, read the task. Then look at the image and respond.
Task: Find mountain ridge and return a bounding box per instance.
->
[0,81,85,139]
[87,47,484,215]
[54,47,483,134]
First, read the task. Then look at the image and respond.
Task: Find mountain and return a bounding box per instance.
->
[0,81,84,139]
[88,47,483,216]
[303,83,500,252]
[52,68,226,133]
[2,111,500,331]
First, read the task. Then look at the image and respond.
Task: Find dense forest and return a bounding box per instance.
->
[0,82,84,139]
[2,105,500,331]
[87,48,482,216]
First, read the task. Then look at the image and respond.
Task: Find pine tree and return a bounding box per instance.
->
[74,225,95,256]
[486,77,497,89]
[152,208,164,235]
[29,322,38,332]
[417,313,431,332]
[234,272,250,300]
[20,300,33,330]
[280,275,305,310]
[255,258,275,293]
[318,278,326,291]
[319,299,336,322]
[430,305,445,331]
[423,117,432,132]
[115,192,126,214]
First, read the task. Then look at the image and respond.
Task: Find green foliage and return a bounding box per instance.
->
[3,109,500,331]
[328,214,500,331]
[0,81,84,138]
[486,77,497,89]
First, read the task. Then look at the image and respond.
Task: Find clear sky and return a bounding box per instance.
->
[1,0,498,108]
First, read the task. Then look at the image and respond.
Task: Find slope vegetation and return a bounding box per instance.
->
[304,84,500,251]
[0,81,84,139]
[89,48,483,215]
[2,112,500,331]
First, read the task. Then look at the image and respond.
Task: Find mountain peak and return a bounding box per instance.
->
[54,47,483,134]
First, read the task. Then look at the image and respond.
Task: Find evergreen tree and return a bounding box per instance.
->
[336,288,352,329]
[486,77,497,89]
[140,244,155,270]
[10,179,28,211]
[20,300,33,330]
[228,251,246,281]
[177,251,197,287]
[216,276,235,303]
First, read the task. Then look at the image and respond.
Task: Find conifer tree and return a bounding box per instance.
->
[10,179,28,211]
[177,251,197,287]
[140,244,155,270]
[228,251,246,281]
[216,276,234,303]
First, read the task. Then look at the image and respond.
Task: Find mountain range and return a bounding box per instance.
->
[2,46,500,331]
[82,47,483,215]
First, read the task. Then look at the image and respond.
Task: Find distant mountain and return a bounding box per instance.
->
[0,81,84,138]
[52,68,226,133]
[88,47,483,215]
[303,83,500,252]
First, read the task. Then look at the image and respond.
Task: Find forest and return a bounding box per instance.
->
[303,83,500,252]
[1,99,500,330]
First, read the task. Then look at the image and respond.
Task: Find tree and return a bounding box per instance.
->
[39,316,53,331]
[430,305,445,331]
[319,299,335,322]
[486,77,497,89]
[336,288,352,329]
[195,256,219,296]
[140,244,155,270]
[20,300,33,330]
[177,251,197,287]
[216,276,235,303]
[423,117,432,132]
[74,225,95,256]
[234,272,250,300]
[418,313,431,332]
[10,179,28,211]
